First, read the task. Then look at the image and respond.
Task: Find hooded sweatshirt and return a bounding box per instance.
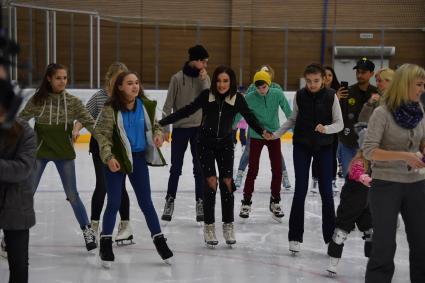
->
[19,90,95,160]
[162,62,211,132]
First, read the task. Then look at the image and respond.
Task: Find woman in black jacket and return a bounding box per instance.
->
[0,80,37,283]
[160,65,270,247]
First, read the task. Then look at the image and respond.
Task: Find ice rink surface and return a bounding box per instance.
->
[0,142,410,283]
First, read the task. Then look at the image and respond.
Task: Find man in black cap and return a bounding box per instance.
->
[161,45,210,223]
[337,57,378,177]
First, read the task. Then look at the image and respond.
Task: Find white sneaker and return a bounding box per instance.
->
[326,256,340,276]
[0,234,6,259]
[223,223,236,245]
[289,241,301,255]
[115,220,134,245]
[204,224,218,246]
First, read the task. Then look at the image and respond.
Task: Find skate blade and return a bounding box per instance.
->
[289,250,299,256]
[115,240,135,246]
[163,258,172,265]
[326,270,337,277]
[271,215,283,223]
[101,260,112,269]
[205,242,218,248]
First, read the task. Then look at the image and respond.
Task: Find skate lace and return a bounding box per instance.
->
[241,205,250,213]
[272,202,281,212]
[206,226,216,240]
[223,224,234,239]
[164,199,174,215]
[83,228,95,243]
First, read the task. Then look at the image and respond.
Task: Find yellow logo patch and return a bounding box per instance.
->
[348,98,356,106]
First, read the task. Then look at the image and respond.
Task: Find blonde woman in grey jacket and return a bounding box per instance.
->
[363,64,425,283]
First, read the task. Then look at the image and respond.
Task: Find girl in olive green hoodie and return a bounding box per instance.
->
[19,63,97,251]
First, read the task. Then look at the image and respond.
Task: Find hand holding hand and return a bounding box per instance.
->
[315,124,326,134]
[154,134,164,148]
[262,130,274,140]
[163,132,170,143]
[108,158,121,172]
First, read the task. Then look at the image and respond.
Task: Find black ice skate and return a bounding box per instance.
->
[99,235,114,269]
[82,225,97,251]
[161,196,174,222]
[153,234,173,264]
[239,199,252,219]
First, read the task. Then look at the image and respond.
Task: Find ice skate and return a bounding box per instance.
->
[196,199,204,222]
[282,170,291,190]
[239,199,252,219]
[337,164,344,178]
[82,225,97,251]
[223,223,236,246]
[269,197,284,223]
[90,220,99,243]
[326,256,340,276]
[161,196,174,222]
[99,235,114,268]
[234,170,244,188]
[115,220,134,246]
[203,223,218,247]
[153,233,173,264]
[289,241,300,255]
[310,178,318,194]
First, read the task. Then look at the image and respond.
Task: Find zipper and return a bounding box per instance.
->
[216,99,224,137]
[36,140,44,151]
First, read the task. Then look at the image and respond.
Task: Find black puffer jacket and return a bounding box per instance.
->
[0,119,36,230]
[159,89,264,144]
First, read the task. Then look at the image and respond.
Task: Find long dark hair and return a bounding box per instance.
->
[33,63,67,105]
[106,71,146,112]
[210,65,238,98]
[0,80,23,145]
[324,65,340,91]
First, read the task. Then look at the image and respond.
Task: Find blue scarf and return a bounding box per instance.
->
[392,102,423,129]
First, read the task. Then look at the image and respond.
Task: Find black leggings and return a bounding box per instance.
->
[90,138,129,221]
[4,229,29,283]
[198,138,235,224]
[312,134,338,179]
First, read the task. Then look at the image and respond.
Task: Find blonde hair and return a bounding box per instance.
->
[382,64,425,112]
[105,62,128,92]
[376,67,394,82]
[348,150,369,174]
[260,64,275,81]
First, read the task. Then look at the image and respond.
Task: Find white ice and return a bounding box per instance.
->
[0,142,410,283]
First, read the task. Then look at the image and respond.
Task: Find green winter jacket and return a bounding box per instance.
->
[235,87,292,139]
[94,95,166,174]
[19,91,95,160]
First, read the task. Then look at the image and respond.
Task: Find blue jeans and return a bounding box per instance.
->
[237,136,287,172]
[167,127,203,201]
[102,152,161,237]
[288,143,335,243]
[33,159,90,228]
[339,143,359,177]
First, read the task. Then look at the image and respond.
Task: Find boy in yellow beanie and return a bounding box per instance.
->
[239,70,291,222]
